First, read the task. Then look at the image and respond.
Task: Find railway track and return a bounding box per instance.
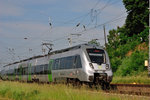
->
[109,84,150,96]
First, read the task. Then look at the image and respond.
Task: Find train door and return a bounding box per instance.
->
[14,68,18,80]
[74,55,82,80]
[28,63,32,82]
[74,56,77,74]
[18,65,22,81]
[13,67,16,80]
[48,59,53,82]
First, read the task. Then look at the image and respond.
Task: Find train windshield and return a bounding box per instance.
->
[87,49,106,65]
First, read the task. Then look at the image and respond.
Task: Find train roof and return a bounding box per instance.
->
[3,43,104,67]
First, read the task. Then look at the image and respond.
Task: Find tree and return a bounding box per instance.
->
[107,28,120,49]
[88,39,100,46]
[106,0,149,75]
[123,0,148,36]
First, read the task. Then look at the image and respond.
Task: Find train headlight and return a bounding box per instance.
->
[106,64,109,69]
[89,63,94,69]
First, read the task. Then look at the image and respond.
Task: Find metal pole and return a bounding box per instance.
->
[148,0,150,76]
[103,25,107,47]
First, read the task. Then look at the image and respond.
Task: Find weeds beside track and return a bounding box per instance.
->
[0,81,150,100]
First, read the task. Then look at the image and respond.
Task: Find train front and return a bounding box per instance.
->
[85,48,113,85]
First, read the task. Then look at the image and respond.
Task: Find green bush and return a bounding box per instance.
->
[111,57,122,72]
[115,50,148,76]
[108,40,141,73]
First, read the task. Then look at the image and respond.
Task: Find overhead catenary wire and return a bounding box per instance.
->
[92,0,102,9]
[63,0,122,46]
[50,12,126,44]
[71,16,126,42]
[49,15,126,48]
[74,0,120,32]
[0,0,120,44]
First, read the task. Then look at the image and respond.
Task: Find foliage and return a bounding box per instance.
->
[106,0,149,76]
[123,0,149,36]
[112,71,150,84]
[107,39,141,72]
[138,27,149,43]
[116,50,148,76]
[0,81,142,100]
[88,39,100,46]
[107,29,120,49]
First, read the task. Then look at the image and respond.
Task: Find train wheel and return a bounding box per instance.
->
[66,78,71,87]
[76,79,82,88]
[72,79,76,87]
[101,82,106,90]
[71,79,81,88]
[101,82,110,90]
[105,82,110,90]
[88,83,93,88]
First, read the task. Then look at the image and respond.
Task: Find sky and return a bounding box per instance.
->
[0,0,127,67]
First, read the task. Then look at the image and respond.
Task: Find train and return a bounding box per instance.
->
[0,43,113,88]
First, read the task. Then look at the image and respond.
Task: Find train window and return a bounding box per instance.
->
[18,67,23,75]
[15,68,19,75]
[7,69,10,75]
[53,59,60,70]
[76,55,82,68]
[36,65,40,74]
[41,65,44,74]
[24,67,27,75]
[60,58,66,69]
[65,57,69,69]
[52,55,82,70]
[9,69,11,75]
[35,65,43,74]
[52,56,81,70]
[22,68,25,75]
[66,56,74,69]
[64,58,69,69]
[8,69,14,75]
[87,49,106,65]
[43,64,48,74]
[31,66,35,75]
[52,61,55,70]
[59,58,63,69]
[14,69,17,75]
[6,70,8,75]
[17,68,20,75]
[22,68,24,75]
[35,65,38,74]
[17,65,23,75]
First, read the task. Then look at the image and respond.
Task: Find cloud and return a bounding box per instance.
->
[69,0,98,12]
[0,20,73,50]
[101,3,126,18]
[0,19,104,55]
[0,1,24,16]
[0,21,49,37]
[0,0,127,65]
[70,0,125,13]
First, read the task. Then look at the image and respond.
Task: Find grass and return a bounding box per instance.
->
[112,71,150,84]
[0,81,149,100]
